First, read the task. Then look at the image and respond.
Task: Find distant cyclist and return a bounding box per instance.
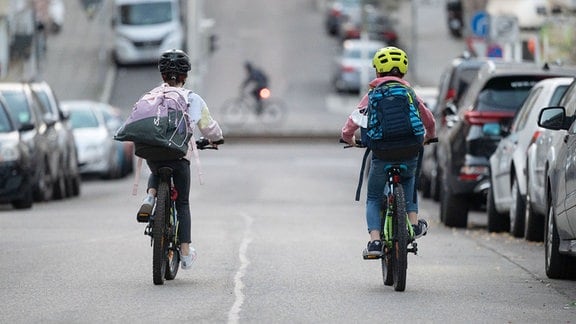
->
[341,46,436,258]
[242,61,269,114]
[137,49,224,270]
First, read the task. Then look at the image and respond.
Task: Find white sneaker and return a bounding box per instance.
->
[136,194,155,223]
[181,247,197,270]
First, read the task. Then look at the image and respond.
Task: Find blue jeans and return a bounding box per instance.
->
[366,156,418,233]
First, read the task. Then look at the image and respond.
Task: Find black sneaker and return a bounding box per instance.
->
[412,219,428,239]
[365,240,383,257]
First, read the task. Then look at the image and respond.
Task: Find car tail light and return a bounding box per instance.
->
[464,111,515,125]
[341,65,356,73]
[458,165,489,181]
[382,31,397,41]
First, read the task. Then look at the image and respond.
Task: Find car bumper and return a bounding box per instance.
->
[0,162,32,203]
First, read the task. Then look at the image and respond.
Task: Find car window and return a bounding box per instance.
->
[1,89,33,124]
[549,85,570,107]
[453,67,481,103]
[33,89,56,117]
[511,86,542,132]
[69,109,99,129]
[120,2,173,25]
[475,76,543,112]
[0,105,14,133]
[343,47,378,59]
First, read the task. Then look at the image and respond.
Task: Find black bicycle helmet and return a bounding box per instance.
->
[158,49,191,74]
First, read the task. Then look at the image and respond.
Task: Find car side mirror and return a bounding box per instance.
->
[18,122,35,132]
[538,106,568,130]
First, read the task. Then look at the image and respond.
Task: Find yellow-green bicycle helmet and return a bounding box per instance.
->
[372,46,409,75]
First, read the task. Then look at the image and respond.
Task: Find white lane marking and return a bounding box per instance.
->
[227,212,254,324]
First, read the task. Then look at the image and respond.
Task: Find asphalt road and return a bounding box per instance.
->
[1,141,575,323]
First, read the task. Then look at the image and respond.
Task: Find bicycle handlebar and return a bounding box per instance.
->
[196,137,225,150]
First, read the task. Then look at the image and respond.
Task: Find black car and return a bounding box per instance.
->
[419,55,488,201]
[538,104,576,278]
[0,82,61,202]
[29,81,81,198]
[436,61,576,228]
[0,95,35,209]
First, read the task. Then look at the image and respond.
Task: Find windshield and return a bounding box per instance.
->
[2,90,32,125]
[0,104,14,133]
[120,2,173,25]
[476,76,546,112]
[344,47,379,60]
[69,108,99,129]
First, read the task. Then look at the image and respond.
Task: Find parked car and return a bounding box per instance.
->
[338,6,398,46]
[436,60,576,228]
[0,96,35,209]
[332,39,386,93]
[488,77,572,239]
[324,0,361,36]
[61,100,128,179]
[93,103,134,177]
[527,80,576,244]
[29,81,81,198]
[419,54,488,201]
[537,105,576,278]
[0,82,62,202]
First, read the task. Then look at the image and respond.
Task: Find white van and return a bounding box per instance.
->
[111,0,186,65]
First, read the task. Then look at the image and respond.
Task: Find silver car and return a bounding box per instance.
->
[332,39,386,93]
[488,77,572,240]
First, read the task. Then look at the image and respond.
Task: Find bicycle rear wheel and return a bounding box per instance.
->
[392,184,408,292]
[259,98,285,125]
[152,180,170,285]
[221,97,248,127]
[381,198,394,286]
[164,204,180,280]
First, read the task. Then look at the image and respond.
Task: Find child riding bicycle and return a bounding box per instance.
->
[340,46,436,258]
[137,49,224,270]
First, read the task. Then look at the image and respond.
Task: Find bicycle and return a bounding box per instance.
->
[342,137,437,292]
[144,137,223,285]
[220,87,286,126]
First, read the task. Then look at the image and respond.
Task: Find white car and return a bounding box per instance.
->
[488,77,573,240]
[332,39,387,93]
[61,100,124,179]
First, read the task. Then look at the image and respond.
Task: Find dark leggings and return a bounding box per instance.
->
[146,159,191,244]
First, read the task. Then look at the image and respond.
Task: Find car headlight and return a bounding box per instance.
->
[0,142,20,162]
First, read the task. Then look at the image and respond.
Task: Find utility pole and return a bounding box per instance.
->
[410,0,418,85]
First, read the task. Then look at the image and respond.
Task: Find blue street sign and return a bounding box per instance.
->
[471,11,489,38]
[487,44,503,58]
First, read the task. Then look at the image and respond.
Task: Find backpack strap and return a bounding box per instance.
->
[355,147,371,201]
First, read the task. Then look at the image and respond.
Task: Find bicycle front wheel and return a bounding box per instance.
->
[221,97,248,127]
[259,98,286,125]
[152,180,170,285]
[392,184,408,292]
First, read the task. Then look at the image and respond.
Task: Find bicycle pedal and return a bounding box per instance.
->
[408,242,418,255]
[362,249,382,260]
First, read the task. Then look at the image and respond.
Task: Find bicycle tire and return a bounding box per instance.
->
[221,97,248,127]
[164,204,180,280]
[392,183,408,292]
[152,180,170,285]
[381,197,393,286]
[259,98,286,125]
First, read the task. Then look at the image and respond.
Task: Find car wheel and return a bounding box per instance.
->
[33,158,54,202]
[524,192,544,242]
[440,180,468,228]
[52,166,67,200]
[509,177,526,238]
[487,186,510,232]
[12,186,33,209]
[545,199,576,279]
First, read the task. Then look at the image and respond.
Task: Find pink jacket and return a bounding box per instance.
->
[341,76,436,144]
